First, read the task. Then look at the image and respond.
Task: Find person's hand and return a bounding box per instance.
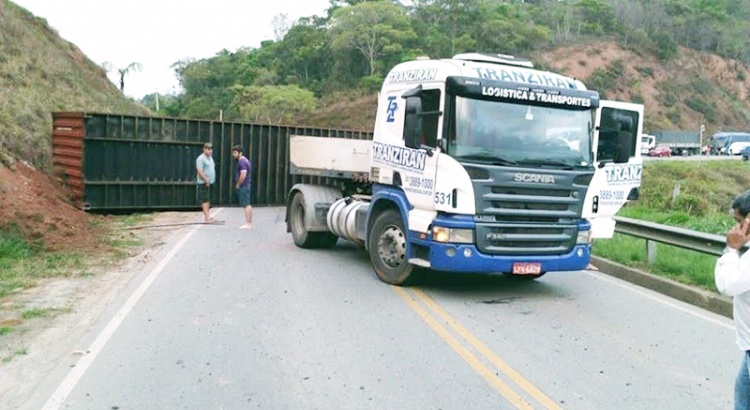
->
[727,218,750,250]
[204,181,210,187]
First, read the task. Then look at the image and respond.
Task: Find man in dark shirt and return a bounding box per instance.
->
[232,145,253,230]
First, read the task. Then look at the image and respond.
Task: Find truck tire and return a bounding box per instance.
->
[290,191,338,249]
[368,209,414,285]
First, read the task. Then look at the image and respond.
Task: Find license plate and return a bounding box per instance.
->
[512,262,542,275]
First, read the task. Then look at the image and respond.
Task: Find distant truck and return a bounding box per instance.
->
[710,131,750,155]
[641,131,701,156]
[640,134,656,154]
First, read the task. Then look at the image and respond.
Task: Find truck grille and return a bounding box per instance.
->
[469,166,592,256]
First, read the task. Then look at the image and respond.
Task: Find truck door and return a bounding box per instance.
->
[398,85,442,213]
[582,101,644,239]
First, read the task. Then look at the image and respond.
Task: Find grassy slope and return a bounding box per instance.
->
[623,160,749,232]
[0,0,150,167]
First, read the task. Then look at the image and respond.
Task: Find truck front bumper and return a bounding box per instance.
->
[413,238,591,274]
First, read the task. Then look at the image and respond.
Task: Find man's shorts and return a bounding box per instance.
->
[196,184,211,204]
[238,186,252,207]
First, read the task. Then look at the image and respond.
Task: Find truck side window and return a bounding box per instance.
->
[598,107,639,163]
[420,89,441,147]
[403,89,441,149]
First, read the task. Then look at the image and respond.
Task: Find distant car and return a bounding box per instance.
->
[648,145,672,157]
[741,146,750,161]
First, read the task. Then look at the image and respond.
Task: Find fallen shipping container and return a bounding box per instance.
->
[51,112,373,211]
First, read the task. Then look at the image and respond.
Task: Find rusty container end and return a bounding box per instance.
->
[52,112,85,207]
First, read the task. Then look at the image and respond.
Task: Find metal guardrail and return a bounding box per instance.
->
[606,216,735,320]
[613,216,745,260]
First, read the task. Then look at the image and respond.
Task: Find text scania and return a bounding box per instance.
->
[514,173,556,184]
[481,87,591,108]
[372,142,427,171]
[605,164,642,183]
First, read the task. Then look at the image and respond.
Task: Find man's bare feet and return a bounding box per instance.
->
[586,263,599,271]
[240,224,253,230]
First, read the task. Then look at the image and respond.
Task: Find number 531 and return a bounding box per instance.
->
[434,192,452,205]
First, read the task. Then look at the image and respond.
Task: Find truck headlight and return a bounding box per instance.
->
[577,229,592,244]
[433,227,473,244]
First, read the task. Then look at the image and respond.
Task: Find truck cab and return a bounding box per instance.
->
[370,53,641,269]
[640,134,656,154]
[286,53,643,285]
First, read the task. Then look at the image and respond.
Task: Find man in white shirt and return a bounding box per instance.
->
[715,189,750,409]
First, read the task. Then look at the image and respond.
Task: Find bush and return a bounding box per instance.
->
[658,91,678,107]
[359,75,383,93]
[586,62,624,97]
[672,194,709,216]
[666,107,681,123]
[635,66,654,77]
[654,33,678,60]
[685,96,717,123]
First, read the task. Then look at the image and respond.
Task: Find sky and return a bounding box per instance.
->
[12,0,332,99]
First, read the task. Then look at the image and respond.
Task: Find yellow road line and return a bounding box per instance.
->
[392,287,534,410]
[411,288,563,410]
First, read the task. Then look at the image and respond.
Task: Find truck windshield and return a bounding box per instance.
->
[447,96,594,168]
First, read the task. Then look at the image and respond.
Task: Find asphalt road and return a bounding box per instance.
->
[32,207,740,410]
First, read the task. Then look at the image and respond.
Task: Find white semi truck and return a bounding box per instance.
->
[285,53,643,285]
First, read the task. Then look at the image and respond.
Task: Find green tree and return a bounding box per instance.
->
[330,1,415,76]
[269,19,334,94]
[231,85,317,125]
[140,93,183,117]
[173,49,257,119]
[575,0,616,36]
[408,0,481,57]
[472,2,552,54]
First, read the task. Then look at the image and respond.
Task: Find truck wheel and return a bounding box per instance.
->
[368,210,414,285]
[290,191,338,249]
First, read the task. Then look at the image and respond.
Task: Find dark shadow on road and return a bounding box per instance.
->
[408,269,574,303]
[277,236,579,302]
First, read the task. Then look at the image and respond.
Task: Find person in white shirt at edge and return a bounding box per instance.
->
[715,189,750,409]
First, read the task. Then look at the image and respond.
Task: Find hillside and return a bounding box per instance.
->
[0,0,149,168]
[540,41,750,136]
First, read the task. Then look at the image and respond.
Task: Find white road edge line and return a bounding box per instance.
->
[583,270,734,330]
[41,208,223,410]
